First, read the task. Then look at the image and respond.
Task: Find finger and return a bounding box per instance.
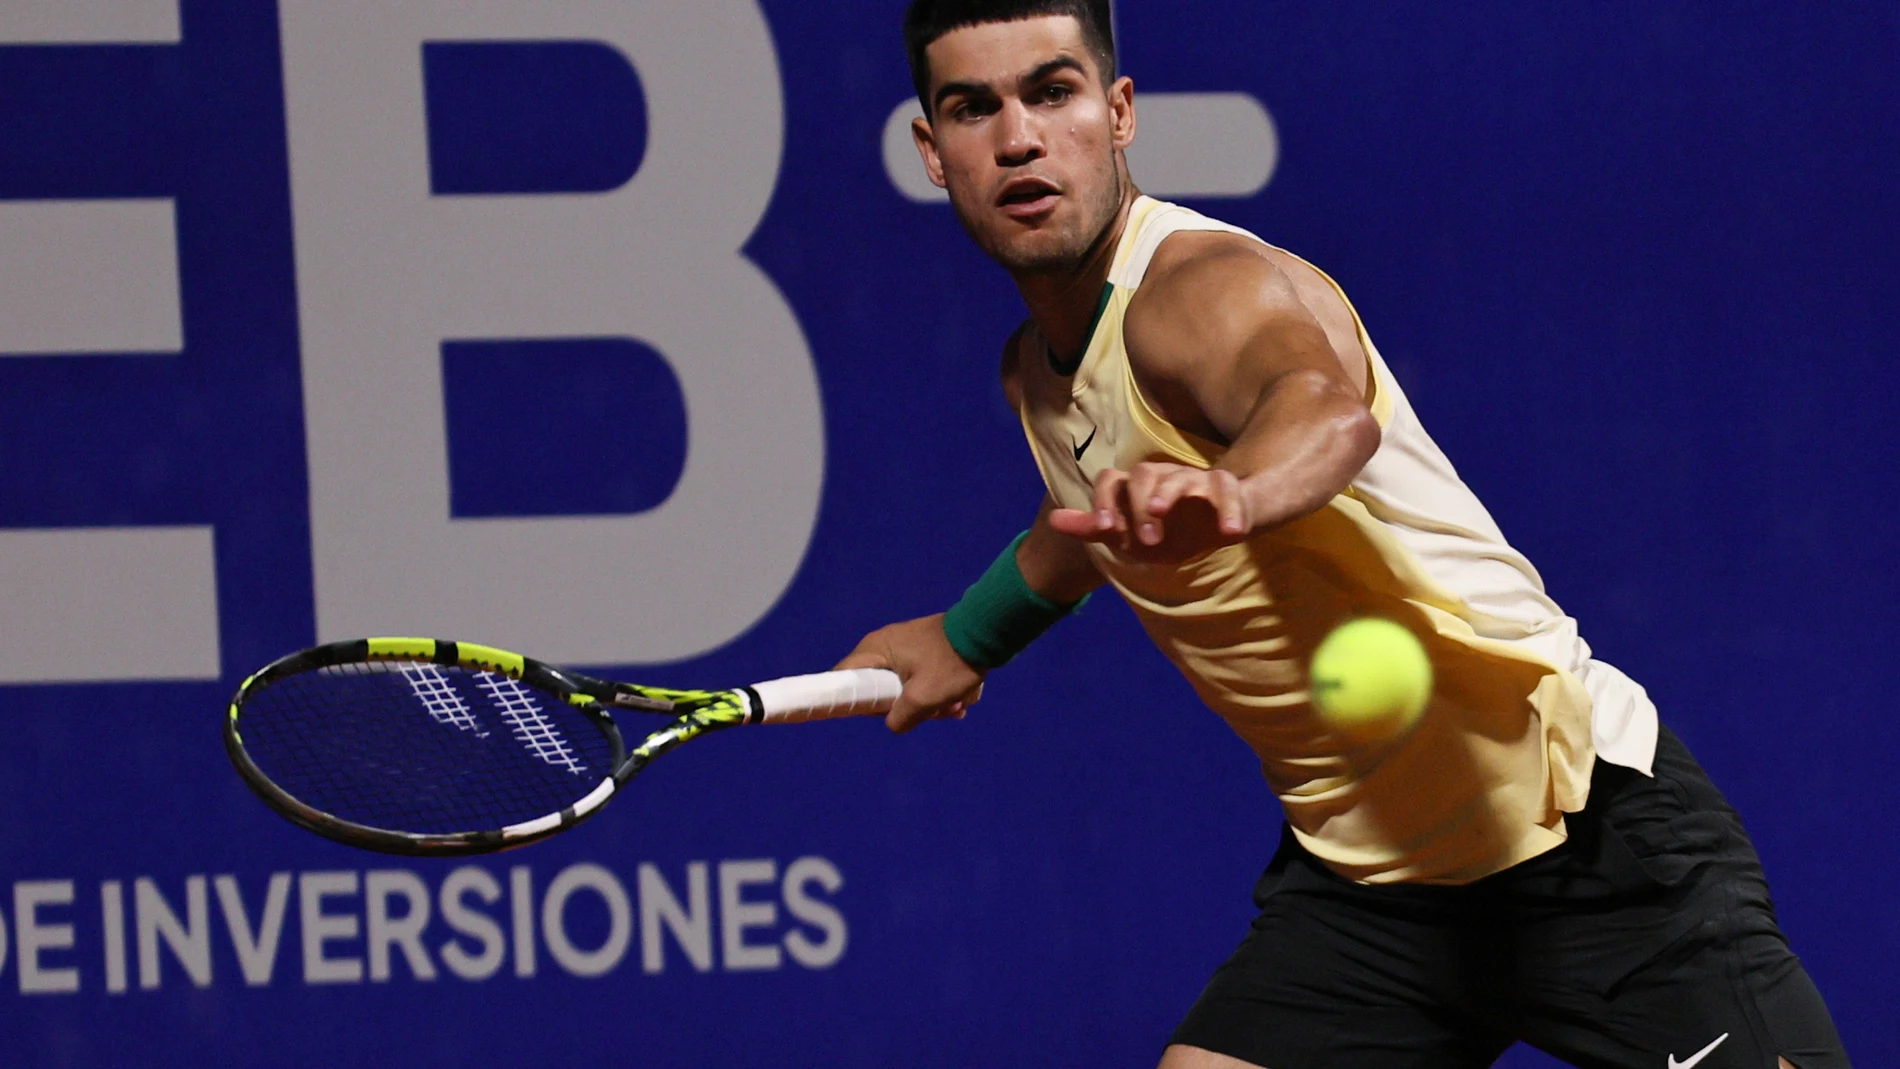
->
[885,693,929,734]
[1124,464,1169,545]
[1049,507,1112,541]
[832,630,890,671]
[1090,469,1130,533]
[833,649,890,671]
[1211,470,1247,536]
[1145,467,1204,518]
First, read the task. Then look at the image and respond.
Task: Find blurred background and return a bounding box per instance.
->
[0,2,1892,1065]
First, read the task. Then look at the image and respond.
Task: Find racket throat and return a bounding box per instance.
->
[607,687,676,713]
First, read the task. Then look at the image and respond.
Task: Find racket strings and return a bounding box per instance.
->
[239,661,617,835]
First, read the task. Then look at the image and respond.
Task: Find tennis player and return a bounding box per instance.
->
[838,2,1850,1066]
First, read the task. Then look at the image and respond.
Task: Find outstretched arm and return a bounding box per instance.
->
[1049,235,1381,561]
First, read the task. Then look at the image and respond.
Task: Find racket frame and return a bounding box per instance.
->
[224,637,761,856]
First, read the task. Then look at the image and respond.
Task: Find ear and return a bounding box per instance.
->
[911,115,949,190]
[1108,75,1137,151]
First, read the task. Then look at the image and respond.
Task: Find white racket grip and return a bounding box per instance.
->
[748,668,902,724]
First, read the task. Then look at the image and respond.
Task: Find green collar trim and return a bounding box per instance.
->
[1045,281,1115,377]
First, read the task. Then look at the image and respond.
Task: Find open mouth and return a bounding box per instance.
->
[996,177,1060,216]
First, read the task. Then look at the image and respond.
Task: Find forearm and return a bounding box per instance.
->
[939,499,1100,672]
[1018,497,1108,604]
[1217,368,1381,531]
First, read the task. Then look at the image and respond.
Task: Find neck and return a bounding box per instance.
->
[1010,189,1139,363]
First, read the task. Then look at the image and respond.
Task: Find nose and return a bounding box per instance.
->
[993,98,1044,168]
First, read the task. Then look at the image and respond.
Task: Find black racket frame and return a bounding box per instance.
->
[224,638,754,856]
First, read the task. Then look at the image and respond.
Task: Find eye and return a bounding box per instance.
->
[952,99,995,121]
[1041,84,1072,104]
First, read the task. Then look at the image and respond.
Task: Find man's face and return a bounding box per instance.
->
[914,16,1133,275]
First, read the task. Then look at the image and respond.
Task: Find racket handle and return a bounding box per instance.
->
[747,668,902,724]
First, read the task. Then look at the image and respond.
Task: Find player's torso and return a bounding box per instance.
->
[1013,197,1654,885]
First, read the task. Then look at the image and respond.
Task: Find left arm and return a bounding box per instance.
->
[1048,237,1381,560]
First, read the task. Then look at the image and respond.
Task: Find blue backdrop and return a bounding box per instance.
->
[0,3,1893,1066]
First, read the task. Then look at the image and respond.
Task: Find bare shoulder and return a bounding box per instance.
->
[1146,227,1284,280]
[1126,229,1368,397]
[1141,229,1293,303]
[1124,230,1306,378]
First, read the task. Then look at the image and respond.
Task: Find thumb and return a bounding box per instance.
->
[1048,507,1107,539]
[833,649,890,671]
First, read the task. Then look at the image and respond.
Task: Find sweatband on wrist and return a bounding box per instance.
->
[942,531,1090,670]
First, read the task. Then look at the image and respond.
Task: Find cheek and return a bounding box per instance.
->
[1054,121,1112,163]
[1053,131,1117,192]
[1054,102,1114,151]
[933,130,986,176]
[940,169,999,231]
[941,152,981,185]
[936,153,992,205]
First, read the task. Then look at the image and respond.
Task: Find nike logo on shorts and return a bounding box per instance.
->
[1667,1032,1729,1069]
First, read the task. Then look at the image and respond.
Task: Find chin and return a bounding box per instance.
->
[951,193,1089,273]
[995,246,1078,274]
[985,225,1087,274]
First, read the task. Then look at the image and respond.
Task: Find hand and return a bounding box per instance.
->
[834,614,985,734]
[1047,461,1251,563]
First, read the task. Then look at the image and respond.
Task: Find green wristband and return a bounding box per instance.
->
[942,531,1089,669]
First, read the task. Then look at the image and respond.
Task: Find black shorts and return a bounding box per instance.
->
[1172,726,1850,1068]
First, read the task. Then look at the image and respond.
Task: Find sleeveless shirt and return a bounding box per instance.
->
[1013,197,1659,884]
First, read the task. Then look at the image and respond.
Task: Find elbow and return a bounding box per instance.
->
[1285,367,1380,473]
[1339,401,1382,472]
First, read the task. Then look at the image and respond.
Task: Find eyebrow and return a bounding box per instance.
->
[1023,56,1089,85]
[932,54,1091,114]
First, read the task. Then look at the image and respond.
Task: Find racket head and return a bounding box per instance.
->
[225,638,632,856]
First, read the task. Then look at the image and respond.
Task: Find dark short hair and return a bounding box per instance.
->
[904,0,1116,116]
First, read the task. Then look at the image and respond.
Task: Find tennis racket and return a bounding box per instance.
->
[224,637,899,857]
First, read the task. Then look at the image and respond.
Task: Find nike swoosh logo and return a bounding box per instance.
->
[1667,1032,1729,1069]
[1072,426,1097,461]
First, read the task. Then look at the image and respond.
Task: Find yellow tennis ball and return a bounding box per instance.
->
[1309,618,1433,741]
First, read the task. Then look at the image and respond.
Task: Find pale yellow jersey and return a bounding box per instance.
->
[1014,196,1659,885]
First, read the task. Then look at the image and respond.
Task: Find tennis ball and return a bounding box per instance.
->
[1309,618,1433,741]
